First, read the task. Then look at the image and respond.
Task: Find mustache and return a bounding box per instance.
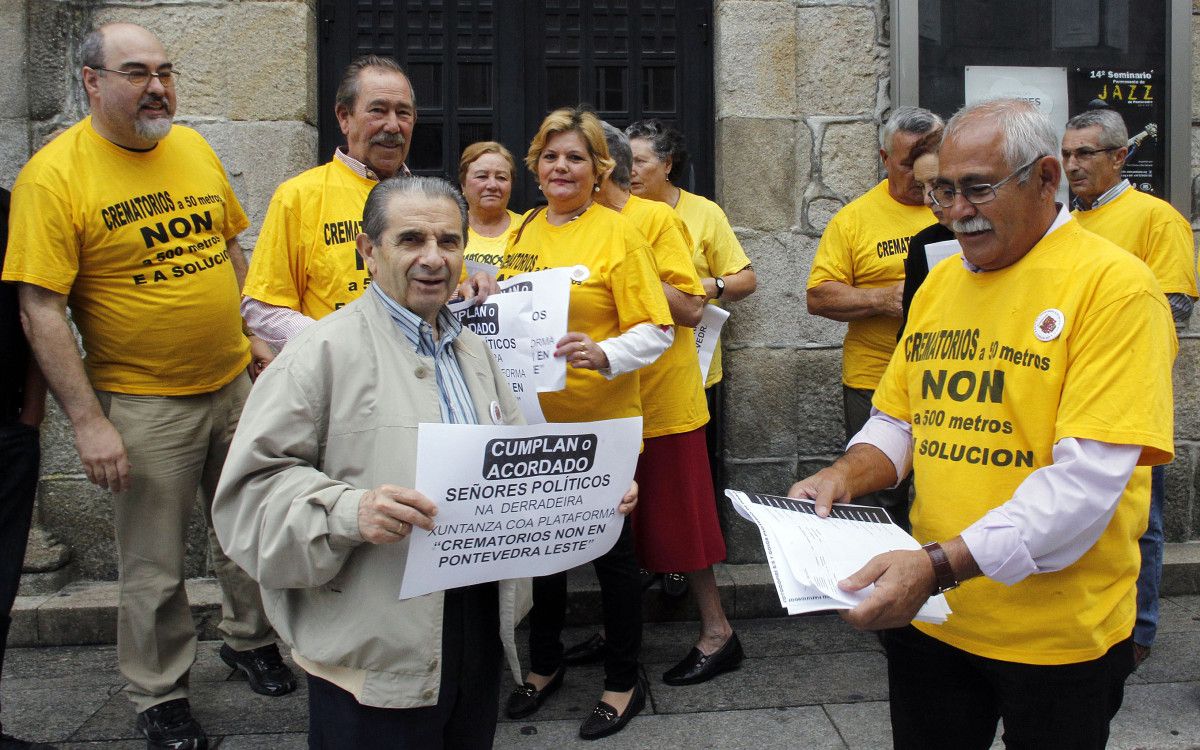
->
[138,93,169,108]
[951,215,993,234]
[371,132,406,148]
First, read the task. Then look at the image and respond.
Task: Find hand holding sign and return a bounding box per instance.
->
[358,485,439,544]
[555,332,609,371]
[398,418,642,599]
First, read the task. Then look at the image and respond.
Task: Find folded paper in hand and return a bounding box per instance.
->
[725,489,951,624]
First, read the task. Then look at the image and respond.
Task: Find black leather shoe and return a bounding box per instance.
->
[662,632,744,686]
[0,731,56,749]
[219,643,297,697]
[505,668,564,719]
[562,633,607,665]
[661,572,689,599]
[578,680,645,740]
[136,698,207,750]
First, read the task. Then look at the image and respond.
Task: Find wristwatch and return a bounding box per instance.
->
[714,276,726,299]
[922,541,958,595]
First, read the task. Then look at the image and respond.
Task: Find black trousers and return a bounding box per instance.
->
[842,385,912,531]
[704,382,725,492]
[0,422,39,724]
[307,582,502,750]
[882,625,1134,750]
[528,517,641,691]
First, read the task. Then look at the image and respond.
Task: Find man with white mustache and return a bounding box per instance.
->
[1063,108,1197,671]
[4,22,292,749]
[241,55,419,352]
[790,98,1175,749]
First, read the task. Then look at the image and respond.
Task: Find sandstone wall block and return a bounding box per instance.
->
[717,117,798,230]
[0,119,30,190]
[795,5,882,117]
[715,1,797,119]
[190,119,319,249]
[724,347,803,459]
[792,347,847,456]
[1174,338,1200,440]
[820,120,880,203]
[0,1,28,119]
[26,0,90,121]
[93,1,313,122]
[724,230,806,347]
[1165,445,1195,542]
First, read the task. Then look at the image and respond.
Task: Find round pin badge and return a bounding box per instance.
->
[570,265,590,283]
[1033,308,1065,342]
[489,400,503,425]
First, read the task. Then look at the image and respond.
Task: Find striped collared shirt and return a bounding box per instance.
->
[333,147,413,182]
[371,284,476,425]
[1072,178,1130,211]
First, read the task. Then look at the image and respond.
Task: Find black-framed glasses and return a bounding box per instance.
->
[928,155,1046,208]
[1060,146,1121,162]
[93,67,179,88]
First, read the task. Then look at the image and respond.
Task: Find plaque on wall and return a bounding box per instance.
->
[1070,67,1165,196]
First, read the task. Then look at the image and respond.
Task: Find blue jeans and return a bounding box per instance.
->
[1134,464,1165,647]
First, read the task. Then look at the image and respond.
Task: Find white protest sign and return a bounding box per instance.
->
[694,304,730,383]
[450,291,545,424]
[498,267,574,392]
[924,239,961,270]
[398,417,642,600]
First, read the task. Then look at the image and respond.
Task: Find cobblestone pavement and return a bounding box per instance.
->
[5,600,1200,749]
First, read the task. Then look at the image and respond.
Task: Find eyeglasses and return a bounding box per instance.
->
[93,67,179,88]
[928,155,1045,208]
[1060,146,1121,162]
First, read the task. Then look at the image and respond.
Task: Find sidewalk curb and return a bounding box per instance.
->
[12,543,1200,648]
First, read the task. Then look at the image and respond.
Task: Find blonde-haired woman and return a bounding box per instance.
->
[458,141,520,268]
[499,107,673,740]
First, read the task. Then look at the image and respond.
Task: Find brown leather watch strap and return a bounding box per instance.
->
[922,541,958,595]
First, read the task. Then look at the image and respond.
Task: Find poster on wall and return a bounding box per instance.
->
[1070,68,1165,197]
[964,66,1070,203]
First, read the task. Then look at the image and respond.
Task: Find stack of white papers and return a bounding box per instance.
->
[725,490,951,624]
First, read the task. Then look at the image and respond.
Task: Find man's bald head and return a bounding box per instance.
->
[80,23,177,150]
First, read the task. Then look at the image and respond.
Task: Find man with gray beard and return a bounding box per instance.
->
[3,22,292,750]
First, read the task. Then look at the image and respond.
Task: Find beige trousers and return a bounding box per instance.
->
[98,372,275,712]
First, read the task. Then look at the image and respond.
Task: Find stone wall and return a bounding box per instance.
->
[7,0,1200,577]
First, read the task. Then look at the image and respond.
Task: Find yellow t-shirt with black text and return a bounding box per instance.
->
[674,189,752,387]
[1072,187,1197,299]
[622,195,708,437]
[497,203,672,425]
[808,179,933,390]
[875,218,1175,665]
[3,117,250,395]
[243,159,374,319]
[465,209,521,269]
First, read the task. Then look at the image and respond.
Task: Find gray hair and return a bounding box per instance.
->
[944,98,1058,184]
[625,119,688,183]
[80,28,106,70]
[1064,109,1128,149]
[362,176,468,244]
[336,54,413,113]
[882,106,944,152]
[600,121,632,190]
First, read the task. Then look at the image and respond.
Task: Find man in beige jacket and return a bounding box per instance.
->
[213,176,631,748]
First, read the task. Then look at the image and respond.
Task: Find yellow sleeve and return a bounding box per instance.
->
[612,228,674,332]
[2,180,79,294]
[808,208,855,288]
[1056,288,1176,465]
[243,185,307,310]
[652,213,704,295]
[1144,216,1197,297]
[704,203,752,277]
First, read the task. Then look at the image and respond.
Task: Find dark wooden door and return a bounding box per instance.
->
[318,0,714,211]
